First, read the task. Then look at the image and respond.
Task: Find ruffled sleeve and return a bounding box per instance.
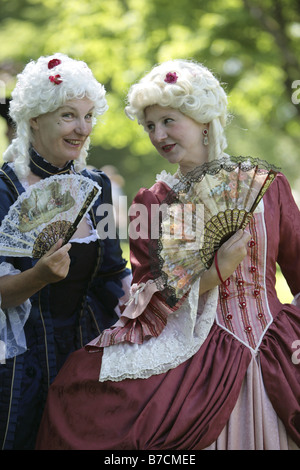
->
[86,182,185,349]
[0,262,31,363]
[86,180,219,381]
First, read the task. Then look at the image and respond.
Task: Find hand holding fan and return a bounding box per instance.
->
[154,157,278,303]
[0,173,101,258]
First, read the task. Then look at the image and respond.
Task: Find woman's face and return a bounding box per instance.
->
[144,105,209,174]
[30,97,94,167]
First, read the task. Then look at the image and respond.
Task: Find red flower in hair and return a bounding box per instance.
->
[48,58,61,69]
[49,74,62,85]
[164,72,178,84]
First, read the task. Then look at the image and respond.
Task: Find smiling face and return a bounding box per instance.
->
[144,105,209,174]
[29,97,94,167]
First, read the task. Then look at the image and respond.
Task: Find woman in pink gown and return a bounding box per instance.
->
[36,59,300,450]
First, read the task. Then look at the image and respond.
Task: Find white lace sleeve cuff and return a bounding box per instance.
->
[0,262,31,363]
[99,281,219,382]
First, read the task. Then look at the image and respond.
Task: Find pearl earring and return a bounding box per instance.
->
[203,128,209,145]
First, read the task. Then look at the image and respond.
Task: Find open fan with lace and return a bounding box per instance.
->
[0,173,101,258]
[152,157,278,305]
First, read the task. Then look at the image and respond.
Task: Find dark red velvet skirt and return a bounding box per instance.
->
[36,325,251,450]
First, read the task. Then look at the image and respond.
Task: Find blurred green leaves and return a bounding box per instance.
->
[0,0,299,201]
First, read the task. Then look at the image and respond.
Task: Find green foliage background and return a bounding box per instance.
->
[0,0,299,301]
[1,0,300,200]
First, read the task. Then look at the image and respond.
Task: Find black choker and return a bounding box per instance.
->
[29,147,74,179]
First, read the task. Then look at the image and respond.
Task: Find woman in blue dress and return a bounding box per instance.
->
[0,53,131,449]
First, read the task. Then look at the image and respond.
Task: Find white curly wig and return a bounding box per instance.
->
[3,53,108,178]
[125,59,229,162]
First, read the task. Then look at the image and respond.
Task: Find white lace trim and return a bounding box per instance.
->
[70,213,99,244]
[155,170,180,188]
[0,262,31,363]
[99,282,218,382]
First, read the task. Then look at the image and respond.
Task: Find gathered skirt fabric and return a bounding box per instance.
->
[36,321,299,450]
[36,326,251,450]
[205,355,299,450]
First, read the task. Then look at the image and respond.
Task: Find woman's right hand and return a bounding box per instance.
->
[33,239,71,284]
[0,239,71,310]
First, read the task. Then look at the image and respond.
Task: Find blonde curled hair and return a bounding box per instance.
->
[125,59,229,162]
[4,53,108,179]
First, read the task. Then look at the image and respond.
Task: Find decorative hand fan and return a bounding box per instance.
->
[0,173,101,258]
[153,157,278,304]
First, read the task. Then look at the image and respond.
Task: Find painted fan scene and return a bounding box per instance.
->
[157,158,278,301]
[19,181,75,232]
[0,1,300,452]
[0,174,100,258]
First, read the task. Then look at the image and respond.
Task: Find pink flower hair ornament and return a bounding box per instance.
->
[164,72,178,84]
[49,74,62,85]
